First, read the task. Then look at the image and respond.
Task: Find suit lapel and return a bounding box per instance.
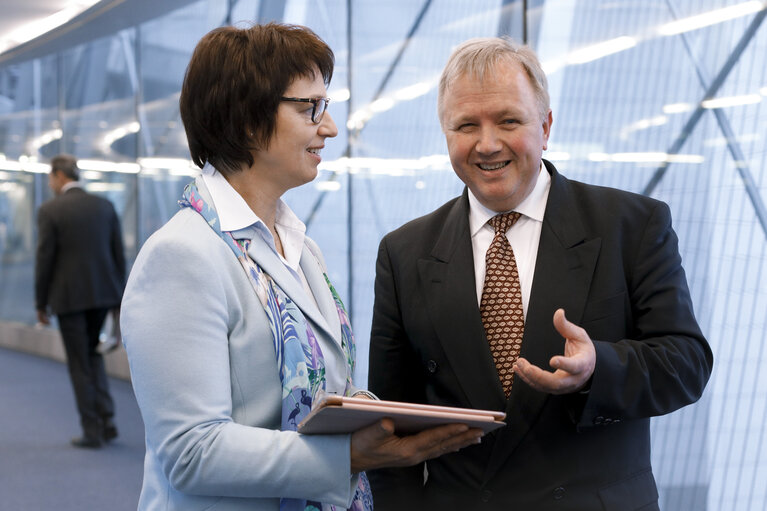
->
[483,161,601,481]
[418,191,507,412]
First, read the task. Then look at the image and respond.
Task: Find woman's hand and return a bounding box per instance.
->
[350,418,483,473]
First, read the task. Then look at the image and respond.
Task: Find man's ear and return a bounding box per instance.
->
[542,109,553,150]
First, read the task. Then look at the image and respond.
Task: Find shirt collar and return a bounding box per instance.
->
[468,161,551,237]
[200,162,307,270]
[61,181,82,193]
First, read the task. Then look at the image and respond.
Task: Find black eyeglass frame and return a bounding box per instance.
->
[280,96,331,124]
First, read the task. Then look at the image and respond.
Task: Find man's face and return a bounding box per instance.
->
[441,60,552,212]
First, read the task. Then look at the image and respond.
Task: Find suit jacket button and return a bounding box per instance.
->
[427,360,438,373]
[593,416,604,425]
[481,489,492,502]
[553,487,565,500]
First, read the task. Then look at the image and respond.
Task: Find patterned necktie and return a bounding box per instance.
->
[480,212,524,398]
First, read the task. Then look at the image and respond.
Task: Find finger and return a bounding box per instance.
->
[550,354,587,375]
[513,358,554,389]
[412,425,481,461]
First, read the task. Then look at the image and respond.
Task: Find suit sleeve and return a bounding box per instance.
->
[367,235,428,509]
[577,201,713,428]
[34,205,56,311]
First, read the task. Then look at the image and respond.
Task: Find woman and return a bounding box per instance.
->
[121,23,481,511]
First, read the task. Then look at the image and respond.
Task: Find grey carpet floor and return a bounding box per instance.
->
[0,347,144,510]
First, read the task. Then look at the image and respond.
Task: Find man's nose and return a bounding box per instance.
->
[475,127,502,155]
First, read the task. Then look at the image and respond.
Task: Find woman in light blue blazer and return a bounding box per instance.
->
[121,23,481,511]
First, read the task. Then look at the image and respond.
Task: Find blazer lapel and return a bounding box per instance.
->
[299,244,342,343]
[193,177,339,343]
[483,161,601,482]
[417,191,507,412]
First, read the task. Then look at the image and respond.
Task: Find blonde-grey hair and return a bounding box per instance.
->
[437,37,550,126]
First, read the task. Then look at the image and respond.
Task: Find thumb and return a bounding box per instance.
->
[553,308,580,340]
[377,418,396,437]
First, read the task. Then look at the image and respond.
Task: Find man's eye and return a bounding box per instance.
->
[457,123,476,131]
[503,119,520,125]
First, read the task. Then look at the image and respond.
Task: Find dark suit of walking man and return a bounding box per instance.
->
[368,38,713,510]
[35,154,126,448]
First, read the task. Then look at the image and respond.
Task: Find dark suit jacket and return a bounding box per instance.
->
[368,161,713,511]
[35,186,126,315]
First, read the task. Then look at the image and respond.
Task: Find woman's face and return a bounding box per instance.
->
[252,68,338,196]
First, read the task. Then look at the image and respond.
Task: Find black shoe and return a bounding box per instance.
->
[71,436,103,449]
[103,421,118,442]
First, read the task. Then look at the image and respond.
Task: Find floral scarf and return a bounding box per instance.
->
[180,182,372,511]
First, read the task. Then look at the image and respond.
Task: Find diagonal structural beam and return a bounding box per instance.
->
[662,0,767,238]
[642,8,766,200]
[304,0,434,230]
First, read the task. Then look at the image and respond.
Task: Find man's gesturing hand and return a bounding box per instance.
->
[350,418,483,473]
[512,308,596,394]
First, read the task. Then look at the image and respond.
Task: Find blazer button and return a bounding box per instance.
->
[481,489,492,502]
[593,416,605,425]
[427,360,438,373]
[553,487,565,500]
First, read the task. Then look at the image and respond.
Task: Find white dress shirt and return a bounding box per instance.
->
[469,162,551,317]
[200,163,346,395]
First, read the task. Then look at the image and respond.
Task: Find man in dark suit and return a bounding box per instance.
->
[368,38,713,510]
[35,154,126,448]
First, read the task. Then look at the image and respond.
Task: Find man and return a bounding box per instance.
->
[35,154,126,448]
[368,38,713,510]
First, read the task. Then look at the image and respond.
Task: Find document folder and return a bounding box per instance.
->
[297,395,506,435]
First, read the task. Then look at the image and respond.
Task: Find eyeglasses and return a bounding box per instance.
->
[280,96,330,124]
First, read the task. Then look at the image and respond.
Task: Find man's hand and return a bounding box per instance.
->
[36,309,50,326]
[513,308,595,394]
[350,418,483,473]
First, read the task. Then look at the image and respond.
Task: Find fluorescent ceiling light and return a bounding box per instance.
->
[369,98,395,113]
[138,157,194,171]
[78,159,140,173]
[329,88,350,103]
[663,102,695,114]
[545,152,571,161]
[315,181,342,192]
[0,1,101,54]
[759,86,767,96]
[588,152,704,163]
[567,37,637,65]
[701,94,762,109]
[657,1,765,36]
[318,154,452,175]
[393,81,434,101]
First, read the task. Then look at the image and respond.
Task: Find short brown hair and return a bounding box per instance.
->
[50,154,79,181]
[438,37,549,127]
[180,23,334,174]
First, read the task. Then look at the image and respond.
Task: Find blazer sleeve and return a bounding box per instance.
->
[577,200,713,428]
[34,204,56,311]
[367,235,428,509]
[121,217,357,506]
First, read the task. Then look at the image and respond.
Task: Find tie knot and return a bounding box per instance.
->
[489,212,521,235]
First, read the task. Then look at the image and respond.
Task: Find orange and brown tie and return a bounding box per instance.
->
[480,212,524,398]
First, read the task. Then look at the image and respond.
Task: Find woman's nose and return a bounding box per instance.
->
[319,111,339,138]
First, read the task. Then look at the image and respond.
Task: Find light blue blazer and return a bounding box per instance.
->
[121,178,358,510]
